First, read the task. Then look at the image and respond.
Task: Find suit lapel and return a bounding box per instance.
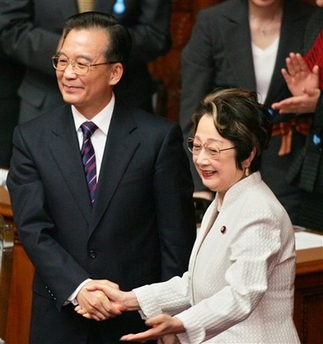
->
[265,1,311,105]
[49,106,93,222]
[221,0,311,106]
[90,99,139,231]
[221,1,256,91]
[47,101,139,231]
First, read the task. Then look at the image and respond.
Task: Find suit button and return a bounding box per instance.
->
[89,250,97,259]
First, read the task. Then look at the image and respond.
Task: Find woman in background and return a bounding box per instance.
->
[272,1,323,231]
[179,0,315,225]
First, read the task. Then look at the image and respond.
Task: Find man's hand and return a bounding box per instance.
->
[75,280,139,320]
[75,280,122,321]
[120,314,185,342]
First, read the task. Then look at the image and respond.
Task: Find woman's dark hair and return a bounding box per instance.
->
[192,88,273,172]
[63,11,132,67]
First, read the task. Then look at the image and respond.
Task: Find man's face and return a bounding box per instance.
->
[56,28,120,118]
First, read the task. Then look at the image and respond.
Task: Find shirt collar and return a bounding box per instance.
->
[72,93,115,135]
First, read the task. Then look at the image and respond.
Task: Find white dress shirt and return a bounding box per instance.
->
[72,94,115,180]
[66,95,115,304]
[252,37,280,104]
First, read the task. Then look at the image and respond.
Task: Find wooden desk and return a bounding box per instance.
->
[0,187,33,344]
[294,234,323,344]
[1,186,323,344]
[0,215,14,340]
[0,186,11,219]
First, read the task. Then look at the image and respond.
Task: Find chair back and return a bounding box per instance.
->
[0,215,14,341]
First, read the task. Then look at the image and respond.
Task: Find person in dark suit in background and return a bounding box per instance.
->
[272,1,323,231]
[6,12,196,344]
[0,48,24,169]
[0,0,171,123]
[179,0,315,225]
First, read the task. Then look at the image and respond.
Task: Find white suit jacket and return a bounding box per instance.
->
[135,172,300,343]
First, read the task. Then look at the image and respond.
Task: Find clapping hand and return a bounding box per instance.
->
[272,53,320,114]
[282,52,319,96]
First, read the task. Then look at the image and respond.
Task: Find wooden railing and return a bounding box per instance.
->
[0,215,14,341]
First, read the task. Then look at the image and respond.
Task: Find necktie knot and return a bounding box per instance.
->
[81,121,98,139]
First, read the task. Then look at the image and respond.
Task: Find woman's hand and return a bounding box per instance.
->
[120,314,185,342]
[281,53,319,96]
[75,279,123,321]
[272,87,320,114]
[271,53,320,114]
[75,281,139,319]
[158,334,181,344]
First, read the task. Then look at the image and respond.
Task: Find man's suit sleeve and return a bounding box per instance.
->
[179,10,215,191]
[121,0,172,63]
[6,125,90,309]
[0,0,62,76]
[153,121,196,281]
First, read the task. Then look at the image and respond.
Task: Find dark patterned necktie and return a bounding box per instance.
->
[80,121,98,204]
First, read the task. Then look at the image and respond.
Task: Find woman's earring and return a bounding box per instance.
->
[245,167,249,177]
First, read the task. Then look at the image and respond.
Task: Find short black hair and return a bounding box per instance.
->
[192,88,273,172]
[63,11,132,68]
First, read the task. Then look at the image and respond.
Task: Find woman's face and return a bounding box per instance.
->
[316,0,323,7]
[192,115,246,199]
[248,0,283,9]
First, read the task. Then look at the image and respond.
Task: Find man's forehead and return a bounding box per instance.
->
[61,28,109,53]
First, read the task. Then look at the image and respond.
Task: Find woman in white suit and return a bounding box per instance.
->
[77,88,300,344]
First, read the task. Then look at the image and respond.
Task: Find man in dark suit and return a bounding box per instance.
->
[0,0,171,122]
[7,12,196,344]
[0,49,24,169]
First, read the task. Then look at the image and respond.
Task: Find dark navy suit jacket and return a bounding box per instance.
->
[7,98,196,343]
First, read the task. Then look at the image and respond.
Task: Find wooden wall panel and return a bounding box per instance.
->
[294,263,323,344]
[5,242,33,344]
[149,0,224,121]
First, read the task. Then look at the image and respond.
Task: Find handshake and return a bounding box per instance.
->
[75,279,137,320]
[74,279,183,343]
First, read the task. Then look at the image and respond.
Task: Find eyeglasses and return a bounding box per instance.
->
[187,137,235,159]
[51,53,118,76]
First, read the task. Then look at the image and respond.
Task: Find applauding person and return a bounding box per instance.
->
[272,3,323,231]
[179,0,315,225]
